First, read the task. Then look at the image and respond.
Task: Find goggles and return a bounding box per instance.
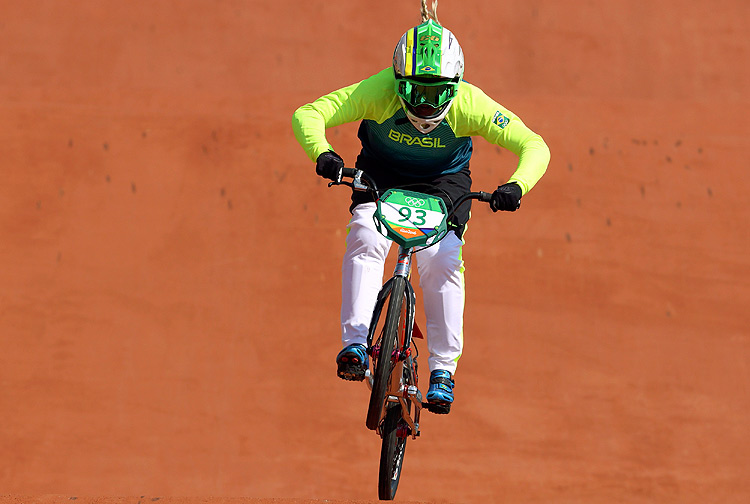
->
[397,78,458,109]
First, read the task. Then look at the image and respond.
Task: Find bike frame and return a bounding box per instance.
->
[365,246,422,439]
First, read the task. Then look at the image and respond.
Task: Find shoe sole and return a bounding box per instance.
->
[425,390,453,414]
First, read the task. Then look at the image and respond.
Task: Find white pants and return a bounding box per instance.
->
[341,203,465,375]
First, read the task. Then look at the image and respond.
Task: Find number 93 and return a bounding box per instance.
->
[398,206,427,226]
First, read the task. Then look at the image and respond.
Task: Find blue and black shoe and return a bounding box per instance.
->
[336,343,369,382]
[426,369,454,414]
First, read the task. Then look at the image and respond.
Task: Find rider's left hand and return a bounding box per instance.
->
[490,182,522,212]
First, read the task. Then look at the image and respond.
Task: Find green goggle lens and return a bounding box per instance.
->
[398,80,456,108]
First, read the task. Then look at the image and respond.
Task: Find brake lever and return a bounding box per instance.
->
[350,171,369,192]
[328,180,353,189]
[327,170,373,195]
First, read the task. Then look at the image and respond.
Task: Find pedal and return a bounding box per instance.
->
[337,362,366,382]
[423,401,451,415]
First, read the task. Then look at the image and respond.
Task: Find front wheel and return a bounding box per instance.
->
[366,276,407,430]
[378,403,409,500]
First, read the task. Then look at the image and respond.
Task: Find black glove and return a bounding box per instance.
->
[315,151,344,183]
[490,182,522,212]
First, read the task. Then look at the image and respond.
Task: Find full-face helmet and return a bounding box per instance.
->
[393,19,464,134]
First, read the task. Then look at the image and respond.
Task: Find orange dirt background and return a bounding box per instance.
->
[1,1,748,503]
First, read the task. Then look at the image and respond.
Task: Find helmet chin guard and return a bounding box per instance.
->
[400,97,453,134]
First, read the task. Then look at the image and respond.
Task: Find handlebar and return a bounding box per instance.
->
[341,167,359,178]
[329,168,493,219]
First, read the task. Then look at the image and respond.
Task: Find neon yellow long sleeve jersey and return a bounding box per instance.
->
[292,68,549,195]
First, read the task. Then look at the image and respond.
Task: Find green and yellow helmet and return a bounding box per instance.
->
[393,19,465,133]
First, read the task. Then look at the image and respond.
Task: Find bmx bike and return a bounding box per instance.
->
[330,167,492,500]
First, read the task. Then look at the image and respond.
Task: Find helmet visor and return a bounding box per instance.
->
[397,78,457,109]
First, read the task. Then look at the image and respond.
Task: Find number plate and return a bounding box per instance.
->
[374,189,448,248]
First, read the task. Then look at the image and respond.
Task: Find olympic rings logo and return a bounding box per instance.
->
[404,197,426,207]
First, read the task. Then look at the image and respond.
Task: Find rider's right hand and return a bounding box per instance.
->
[316,151,344,183]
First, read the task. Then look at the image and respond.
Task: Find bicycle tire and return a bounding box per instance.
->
[366,276,407,431]
[378,403,409,500]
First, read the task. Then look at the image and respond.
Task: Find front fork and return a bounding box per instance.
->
[365,246,422,439]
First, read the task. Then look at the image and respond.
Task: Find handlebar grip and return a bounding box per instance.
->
[342,167,358,178]
[477,191,493,203]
